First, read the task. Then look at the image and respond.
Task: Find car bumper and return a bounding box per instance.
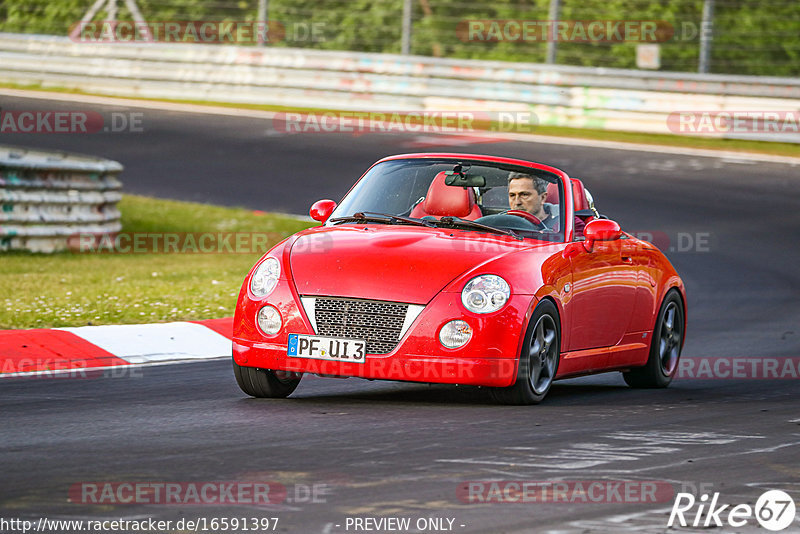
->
[233,341,517,386]
[233,285,532,388]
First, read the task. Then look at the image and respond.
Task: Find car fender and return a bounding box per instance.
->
[648,249,687,337]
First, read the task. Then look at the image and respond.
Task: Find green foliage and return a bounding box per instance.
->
[712,0,800,76]
[0,0,87,34]
[0,0,796,75]
[268,0,404,52]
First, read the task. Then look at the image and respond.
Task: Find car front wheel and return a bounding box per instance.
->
[491,300,561,405]
[233,360,302,398]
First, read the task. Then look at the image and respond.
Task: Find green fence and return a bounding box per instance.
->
[1,0,798,76]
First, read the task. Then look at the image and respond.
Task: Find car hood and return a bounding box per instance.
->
[288,225,542,304]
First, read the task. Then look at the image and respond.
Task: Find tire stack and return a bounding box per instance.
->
[0,145,123,253]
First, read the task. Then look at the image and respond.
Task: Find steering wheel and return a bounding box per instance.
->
[503,209,547,230]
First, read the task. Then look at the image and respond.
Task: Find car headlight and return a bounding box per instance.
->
[257,305,282,335]
[439,320,472,349]
[250,257,280,297]
[461,275,510,314]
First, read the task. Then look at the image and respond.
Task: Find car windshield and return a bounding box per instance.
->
[328,158,565,242]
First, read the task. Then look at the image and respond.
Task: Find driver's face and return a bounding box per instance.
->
[508,178,547,217]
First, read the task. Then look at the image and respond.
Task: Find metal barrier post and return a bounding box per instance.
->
[546,0,561,64]
[401,0,412,55]
[699,0,715,73]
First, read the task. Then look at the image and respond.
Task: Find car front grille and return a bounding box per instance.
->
[312,297,409,354]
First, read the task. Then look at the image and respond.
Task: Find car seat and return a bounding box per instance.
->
[409,171,483,220]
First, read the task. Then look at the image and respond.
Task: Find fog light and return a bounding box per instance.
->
[439,320,472,349]
[257,305,282,335]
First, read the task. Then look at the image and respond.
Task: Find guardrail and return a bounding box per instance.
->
[0,32,798,143]
[0,144,122,253]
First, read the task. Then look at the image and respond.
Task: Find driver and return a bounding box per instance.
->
[507,172,557,229]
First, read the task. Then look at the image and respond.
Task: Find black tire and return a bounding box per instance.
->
[232,360,301,398]
[623,289,684,388]
[491,300,561,405]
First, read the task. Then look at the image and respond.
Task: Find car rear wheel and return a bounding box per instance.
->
[623,289,684,388]
[233,360,301,398]
[491,300,560,405]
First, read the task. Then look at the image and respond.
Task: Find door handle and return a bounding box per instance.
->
[621,256,633,264]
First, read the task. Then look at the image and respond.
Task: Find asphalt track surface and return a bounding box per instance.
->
[1,94,800,533]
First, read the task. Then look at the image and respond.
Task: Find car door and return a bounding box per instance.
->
[567,236,639,353]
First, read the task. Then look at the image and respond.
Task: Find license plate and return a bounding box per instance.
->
[287,334,366,363]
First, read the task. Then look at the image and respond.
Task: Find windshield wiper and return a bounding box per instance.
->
[329,212,521,239]
[329,212,436,228]
[434,216,522,240]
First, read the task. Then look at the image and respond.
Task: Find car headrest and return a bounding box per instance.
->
[570,178,590,211]
[410,171,480,219]
[546,182,559,205]
[545,179,590,211]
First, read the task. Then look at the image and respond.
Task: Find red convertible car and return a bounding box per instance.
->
[232,153,686,404]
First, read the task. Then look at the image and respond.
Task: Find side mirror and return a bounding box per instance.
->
[309,199,337,223]
[583,219,622,251]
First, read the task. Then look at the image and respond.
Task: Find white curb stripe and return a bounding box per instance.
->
[58,322,231,364]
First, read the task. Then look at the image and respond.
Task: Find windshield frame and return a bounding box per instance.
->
[328,154,576,243]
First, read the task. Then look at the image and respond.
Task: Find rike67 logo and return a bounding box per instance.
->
[669,490,796,531]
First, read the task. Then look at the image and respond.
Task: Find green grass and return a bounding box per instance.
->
[2,82,799,158]
[0,195,314,329]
